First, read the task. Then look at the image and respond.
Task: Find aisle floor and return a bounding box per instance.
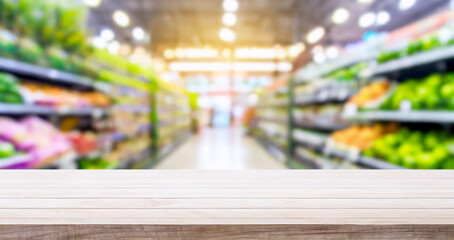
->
[155,127,287,169]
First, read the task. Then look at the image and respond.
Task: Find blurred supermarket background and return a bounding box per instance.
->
[1,0,454,169]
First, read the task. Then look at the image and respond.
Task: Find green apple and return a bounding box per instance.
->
[0,142,15,159]
[442,159,454,169]
[425,74,443,87]
[424,133,440,149]
[441,83,454,99]
[388,155,401,165]
[402,156,417,169]
[416,153,439,169]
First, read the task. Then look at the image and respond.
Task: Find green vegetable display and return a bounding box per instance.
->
[0,73,22,104]
[78,157,116,170]
[326,63,368,81]
[381,73,454,110]
[0,142,15,159]
[0,0,155,92]
[364,128,454,169]
[378,35,447,64]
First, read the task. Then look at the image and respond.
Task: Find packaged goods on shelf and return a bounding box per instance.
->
[294,104,349,130]
[20,81,111,109]
[0,117,73,168]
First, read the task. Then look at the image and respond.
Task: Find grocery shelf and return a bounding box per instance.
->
[115,105,151,114]
[359,156,404,169]
[118,148,152,169]
[0,57,93,88]
[294,120,349,132]
[156,133,191,161]
[293,152,322,169]
[293,88,353,106]
[258,116,288,125]
[0,155,32,169]
[254,135,287,162]
[293,139,325,153]
[370,46,454,77]
[349,110,454,123]
[257,102,288,108]
[0,104,106,116]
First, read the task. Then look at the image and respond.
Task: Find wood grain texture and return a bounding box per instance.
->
[0,170,453,238]
[1,225,453,240]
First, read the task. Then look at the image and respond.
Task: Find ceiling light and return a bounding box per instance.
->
[92,37,107,49]
[84,0,101,7]
[288,43,306,58]
[325,46,340,59]
[219,28,236,42]
[113,10,130,27]
[222,12,237,26]
[399,0,416,10]
[311,45,324,55]
[306,27,325,44]
[332,8,350,24]
[223,0,239,12]
[222,49,232,58]
[164,49,175,59]
[357,0,373,3]
[359,12,376,28]
[107,41,120,54]
[132,27,145,41]
[313,53,326,64]
[100,28,115,41]
[376,11,391,26]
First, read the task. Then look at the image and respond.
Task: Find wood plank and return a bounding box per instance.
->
[0,187,453,199]
[0,225,452,240]
[0,170,452,179]
[0,198,453,209]
[0,171,452,228]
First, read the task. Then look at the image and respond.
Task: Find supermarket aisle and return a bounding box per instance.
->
[155,127,287,169]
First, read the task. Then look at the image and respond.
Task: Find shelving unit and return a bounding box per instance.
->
[0,57,93,89]
[348,110,454,123]
[252,84,289,163]
[143,81,192,168]
[0,55,157,169]
[282,35,454,169]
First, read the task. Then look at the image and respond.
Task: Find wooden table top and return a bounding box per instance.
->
[1,170,453,225]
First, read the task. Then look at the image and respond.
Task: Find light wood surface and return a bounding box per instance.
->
[0,170,453,226]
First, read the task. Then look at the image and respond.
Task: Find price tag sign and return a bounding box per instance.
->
[318,90,329,102]
[343,103,358,118]
[347,148,360,163]
[400,100,412,112]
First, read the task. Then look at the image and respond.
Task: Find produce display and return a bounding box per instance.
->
[331,123,400,150]
[380,73,454,110]
[348,81,391,108]
[0,73,22,104]
[378,35,447,64]
[21,82,111,108]
[107,134,151,167]
[0,117,73,168]
[363,128,454,169]
[294,78,355,103]
[293,104,349,128]
[325,63,368,81]
[78,157,114,170]
[0,0,153,90]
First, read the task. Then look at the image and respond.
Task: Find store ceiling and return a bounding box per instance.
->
[87,0,450,52]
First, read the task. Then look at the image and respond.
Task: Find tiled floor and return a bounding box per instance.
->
[155,127,287,170]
